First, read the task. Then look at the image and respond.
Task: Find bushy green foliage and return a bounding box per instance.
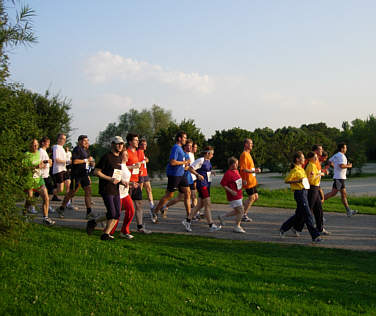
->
[0,84,71,233]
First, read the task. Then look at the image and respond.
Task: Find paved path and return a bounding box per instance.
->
[33,197,376,252]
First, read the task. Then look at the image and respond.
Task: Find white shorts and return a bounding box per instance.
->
[229,199,243,209]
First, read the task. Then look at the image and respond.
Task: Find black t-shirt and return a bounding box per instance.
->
[96,151,122,196]
[71,146,90,177]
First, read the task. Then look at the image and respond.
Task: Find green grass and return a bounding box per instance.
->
[70,181,376,215]
[1,224,375,315]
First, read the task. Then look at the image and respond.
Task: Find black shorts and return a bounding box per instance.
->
[139,175,150,183]
[70,175,91,190]
[130,186,143,201]
[167,175,189,192]
[333,179,346,190]
[101,194,121,220]
[53,171,67,184]
[189,183,196,191]
[245,186,258,196]
[43,176,56,194]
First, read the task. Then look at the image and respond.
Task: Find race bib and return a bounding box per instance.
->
[235,178,242,190]
[112,169,122,181]
[207,171,212,182]
[132,168,140,175]
[33,169,42,179]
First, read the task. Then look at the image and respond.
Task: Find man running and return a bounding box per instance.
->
[57,135,95,218]
[151,131,191,223]
[239,139,261,222]
[137,138,155,211]
[52,134,68,200]
[126,133,151,234]
[324,142,358,217]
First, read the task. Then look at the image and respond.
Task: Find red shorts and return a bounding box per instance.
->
[198,186,210,199]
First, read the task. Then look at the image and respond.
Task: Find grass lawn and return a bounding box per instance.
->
[71,181,376,215]
[1,224,375,315]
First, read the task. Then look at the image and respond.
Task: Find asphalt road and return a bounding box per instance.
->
[33,197,376,252]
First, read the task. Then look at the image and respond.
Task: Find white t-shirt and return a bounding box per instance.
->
[52,144,67,174]
[188,152,196,181]
[119,163,132,199]
[39,148,50,178]
[329,152,347,179]
[66,150,72,166]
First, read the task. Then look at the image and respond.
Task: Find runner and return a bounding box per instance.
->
[183,146,221,232]
[305,151,330,235]
[23,139,55,226]
[126,133,151,234]
[108,149,135,239]
[239,138,261,222]
[52,134,68,202]
[88,136,124,240]
[324,143,358,217]
[190,142,198,210]
[57,135,95,219]
[279,151,321,243]
[151,131,191,223]
[160,139,194,219]
[137,138,155,211]
[39,136,57,214]
[218,157,246,233]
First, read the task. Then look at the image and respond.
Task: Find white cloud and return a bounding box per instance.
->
[84,51,214,94]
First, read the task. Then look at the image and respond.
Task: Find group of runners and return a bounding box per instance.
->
[24,130,357,243]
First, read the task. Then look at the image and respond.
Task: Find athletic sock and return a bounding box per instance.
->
[150,201,154,208]
[137,225,143,229]
[87,207,92,215]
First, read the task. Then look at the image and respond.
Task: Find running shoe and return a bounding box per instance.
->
[100,233,113,241]
[208,224,221,232]
[291,228,300,237]
[217,215,225,227]
[312,237,322,243]
[321,228,331,235]
[347,209,358,217]
[182,219,192,232]
[66,204,79,211]
[137,227,152,234]
[279,229,285,238]
[28,206,38,214]
[119,232,134,239]
[241,215,252,222]
[86,212,96,219]
[43,217,55,226]
[161,206,168,218]
[86,219,97,235]
[150,209,158,223]
[233,226,246,233]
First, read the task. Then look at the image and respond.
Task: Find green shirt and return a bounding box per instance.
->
[24,151,45,189]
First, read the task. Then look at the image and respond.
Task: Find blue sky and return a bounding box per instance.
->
[10,1,376,143]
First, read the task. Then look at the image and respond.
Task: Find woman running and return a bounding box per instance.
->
[279,151,321,243]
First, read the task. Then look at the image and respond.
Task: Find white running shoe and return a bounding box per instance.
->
[321,228,331,235]
[28,206,38,214]
[150,208,158,223]
[291,228,300,237]
[233,226,246,233]
[67,204,79,211]
[208,223,221,232]
[182,219,192,232]
[43,217,55,226]
[279,230,285,239]
[137,227,152,234]
[347,209,358,217]
[119,232,134,239]
[241,215,252,222]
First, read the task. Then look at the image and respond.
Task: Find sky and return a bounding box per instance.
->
[9,1,376,143]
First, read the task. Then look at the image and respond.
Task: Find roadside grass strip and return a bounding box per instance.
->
[1,224,375,315]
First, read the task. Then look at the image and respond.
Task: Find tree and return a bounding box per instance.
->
[0,0,37,82]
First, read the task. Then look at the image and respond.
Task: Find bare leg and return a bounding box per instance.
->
[340,188,350,208]
[324,188,338,200]
[84,185,92,208]
[24,190,33,214]
[181,187,191,218]
[202,198,212,224]
[144,181,154,206]
[134,200,143,226]
[153,190,174,214]
[243,193,258,215]
[39,187,49,217]
[104,219,117,234]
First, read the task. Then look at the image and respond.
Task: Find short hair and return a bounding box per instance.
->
[175,131,187,142]
[57,133,65,140]
[126,133,139,144]
[139,138,147,144]
[200,145,214,156]
[40,136,50,145]
[244,138,252,146]
[186,138,193,145]
[227,156,238,167]
[312,144,322,151]
[290,151,304,169]
[337,142,346,151]
[78,135,88,142]
[322,151,328,158]
[306,151,316,159]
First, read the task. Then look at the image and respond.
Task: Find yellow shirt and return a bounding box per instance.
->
[305,162,321,186]
[239,151,257,189]
[285,165,306,191]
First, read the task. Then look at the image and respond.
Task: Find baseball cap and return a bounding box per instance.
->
[111,136,125,144]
